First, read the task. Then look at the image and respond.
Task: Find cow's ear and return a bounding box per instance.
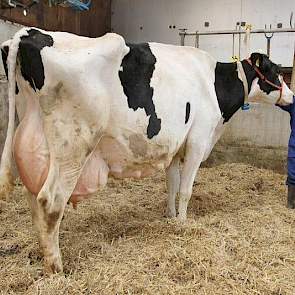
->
[250,52,263,68]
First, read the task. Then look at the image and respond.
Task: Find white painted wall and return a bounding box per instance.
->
[112,0,295,66]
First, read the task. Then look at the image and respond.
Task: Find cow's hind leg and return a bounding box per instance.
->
[26,164,67,274]
[0,171,14,200]
[178,142,205,221]
[165,155,180,218]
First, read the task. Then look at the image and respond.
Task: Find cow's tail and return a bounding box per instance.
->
[0,28,27,199]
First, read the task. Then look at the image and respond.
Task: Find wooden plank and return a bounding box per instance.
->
[0,0,111,37]
[80,0,111,37]
[43,3,60,31]
[36,0,44,29]
[6,0,38,27]
[0,1,12,21]
[60,5,77,34]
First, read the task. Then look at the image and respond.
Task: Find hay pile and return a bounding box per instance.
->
[1,163,295,294]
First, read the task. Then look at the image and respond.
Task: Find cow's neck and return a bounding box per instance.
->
[214,60,256,123]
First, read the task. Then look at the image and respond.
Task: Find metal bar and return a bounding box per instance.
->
[179,28,187,46]
[232,33,234,57]
[267,39,271,56]
[179,28,295,36]
[195,32,199,48]
[238,24,241,60]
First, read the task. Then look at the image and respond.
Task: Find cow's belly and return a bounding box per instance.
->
[98,134,172,179]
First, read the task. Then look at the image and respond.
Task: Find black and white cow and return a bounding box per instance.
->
[0,27,293,273]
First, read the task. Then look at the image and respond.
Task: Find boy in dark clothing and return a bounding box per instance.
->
[279,99,295,208]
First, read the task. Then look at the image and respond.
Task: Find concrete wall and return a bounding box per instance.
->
[223,104,290,147]
[112,0,295,66]
[207,104,290,173]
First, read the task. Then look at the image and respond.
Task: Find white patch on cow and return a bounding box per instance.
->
[279,80,294,106]
[248,77,293,106]
[165,155,180,218]
[202,118,225,161]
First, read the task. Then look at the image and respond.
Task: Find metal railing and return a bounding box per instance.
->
[179,28,295,47]
[179,27,295,91]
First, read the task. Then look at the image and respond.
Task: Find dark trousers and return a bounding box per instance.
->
[288,184,295,209]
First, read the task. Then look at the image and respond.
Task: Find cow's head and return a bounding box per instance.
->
[247,53,294,106]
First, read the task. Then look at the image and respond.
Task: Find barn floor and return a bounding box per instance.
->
[1,163,295,295]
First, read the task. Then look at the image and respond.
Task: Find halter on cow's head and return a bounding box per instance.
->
[244,53,294,106]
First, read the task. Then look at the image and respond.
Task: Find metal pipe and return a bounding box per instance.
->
[179,28,187,46]
[264,25,274,57]
[179,28,295,37]
[238,24,241,60]
[194,32,199,48]
[266,38,271,56]
[232,33,235,58]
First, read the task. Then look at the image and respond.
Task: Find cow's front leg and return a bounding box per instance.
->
[165,155,180,218]
[178,142,204,221]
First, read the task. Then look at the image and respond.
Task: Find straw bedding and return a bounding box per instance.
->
[1,163,295,294]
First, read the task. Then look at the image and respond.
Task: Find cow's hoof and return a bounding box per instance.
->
[0,173,14,200]
[176,214,187,222]
[44,256,63,275]
[165,208,176,218]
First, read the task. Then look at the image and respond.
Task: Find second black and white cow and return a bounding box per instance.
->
[0,27,293,273]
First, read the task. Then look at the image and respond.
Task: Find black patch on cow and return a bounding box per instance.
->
[185,102,190,124]
[119,43,161,139]
[214,53,283,123]
[1,45,19,94]
[214,60,256,123]
[19,29,53,91]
